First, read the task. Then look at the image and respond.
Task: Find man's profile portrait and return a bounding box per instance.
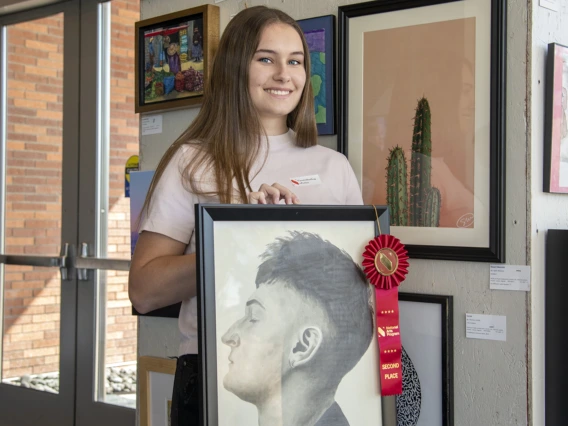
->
[220,231,374,426]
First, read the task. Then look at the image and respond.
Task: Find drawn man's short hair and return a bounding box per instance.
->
[255,231,374,384]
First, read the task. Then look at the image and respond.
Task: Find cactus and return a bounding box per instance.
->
[421,187,441,227]
[385,146,408,226]
[409,97,432,226]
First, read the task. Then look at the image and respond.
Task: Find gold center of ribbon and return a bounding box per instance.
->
[374,248,399,276]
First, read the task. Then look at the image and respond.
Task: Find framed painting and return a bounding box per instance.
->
[297,15,336,135]
[134,5,220,114]
[138,356,177,426]
[397,293,453,426]
[130,170,181,318]
[195,204,396,426]
[544,43,568,193]
[338,0,506,262]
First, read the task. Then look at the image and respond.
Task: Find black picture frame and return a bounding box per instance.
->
[338,0,506,262]
[195,204,396,426]
[132,303,180,318]
[397,292,454,426]
[545,230,568,425]
[297,15,336,135]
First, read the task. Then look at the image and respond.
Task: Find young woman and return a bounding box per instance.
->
[129,6,363,425]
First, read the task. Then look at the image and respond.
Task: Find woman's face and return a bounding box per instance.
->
[248,23,306,134]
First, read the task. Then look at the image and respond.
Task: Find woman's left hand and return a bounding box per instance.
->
[248,183,300,205]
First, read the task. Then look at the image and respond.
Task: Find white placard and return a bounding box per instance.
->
[466,313,506,341]
[539,0,559,12]
[489,265,530,291]
[290,174,322,187]
[141,114,163,135]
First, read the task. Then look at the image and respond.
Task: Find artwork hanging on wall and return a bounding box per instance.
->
[138,356,177,426]
[545,230,568,425]
[544,43,568,193]
[134,5,220,113]
[195,204,397,426]
[338,0,506,262]
[130,170,182,319]
[397,293,454,426]
[297,15,336,135]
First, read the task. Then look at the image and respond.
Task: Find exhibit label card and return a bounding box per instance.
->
[539,0,559,12]
[466,314,506,341]
[490,265,530,291]
[141,114,163,135]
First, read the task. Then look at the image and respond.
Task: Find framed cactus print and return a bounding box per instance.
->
[134,5,220,114]
[338,0,506,262]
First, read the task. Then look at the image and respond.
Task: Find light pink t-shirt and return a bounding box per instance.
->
[141,129,363,355]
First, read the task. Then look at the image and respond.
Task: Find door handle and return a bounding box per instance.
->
[0,243,131,281]
[0,243,71,280]
[75,243,131,281]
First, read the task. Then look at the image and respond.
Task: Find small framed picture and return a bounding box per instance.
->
[338,0,506,262]
[138,356,177,426]
[134,5,220,114]
[544,43,568,193]
[195,204,396,426]
[397,293,454,426]
[297,15,336,135]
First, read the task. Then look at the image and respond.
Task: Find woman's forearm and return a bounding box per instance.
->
[129,251,197,314]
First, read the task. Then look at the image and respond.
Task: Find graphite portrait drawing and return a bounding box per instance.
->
[212,221,383,426]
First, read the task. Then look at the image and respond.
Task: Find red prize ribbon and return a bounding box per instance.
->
[362,232,409,396]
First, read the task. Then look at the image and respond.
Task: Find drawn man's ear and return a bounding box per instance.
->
[288,326,323,368]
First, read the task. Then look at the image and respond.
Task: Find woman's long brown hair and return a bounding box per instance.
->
[141,6,317,220]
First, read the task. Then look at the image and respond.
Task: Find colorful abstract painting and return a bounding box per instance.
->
[304,28,327,125]
[298,16,335,135]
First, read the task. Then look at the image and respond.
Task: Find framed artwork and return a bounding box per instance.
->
[297,15,336,135]
[545,230,568,425]
[195,204,396,426]
[138,356,177,426]
[129,170,154,255]
[134,5,220,114]
[397,293,453,426]
[338,0,506,262]
[130,170,181,318]
[544,43,568,193]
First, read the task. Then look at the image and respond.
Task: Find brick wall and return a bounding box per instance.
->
[2,0,140,381]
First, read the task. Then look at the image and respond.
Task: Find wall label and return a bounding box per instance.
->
[490,264,530,291]
[466,313,506,342]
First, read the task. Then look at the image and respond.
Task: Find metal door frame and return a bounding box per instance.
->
[0,1,80,425]
[76,0,134,424]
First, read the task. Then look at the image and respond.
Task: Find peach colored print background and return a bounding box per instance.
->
[362,18,476,228]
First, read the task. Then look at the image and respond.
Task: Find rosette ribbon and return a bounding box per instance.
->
[362,229,409,396]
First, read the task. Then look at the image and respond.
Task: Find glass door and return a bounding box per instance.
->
[73,0,138,424]
[0,0,140,425]
[0,2,80,426]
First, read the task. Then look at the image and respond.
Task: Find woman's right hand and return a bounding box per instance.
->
[248,183,300,205]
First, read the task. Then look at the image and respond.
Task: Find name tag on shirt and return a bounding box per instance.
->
[290,175,322,187]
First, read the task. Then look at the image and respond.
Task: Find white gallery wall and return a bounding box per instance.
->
[138,0,531,425]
